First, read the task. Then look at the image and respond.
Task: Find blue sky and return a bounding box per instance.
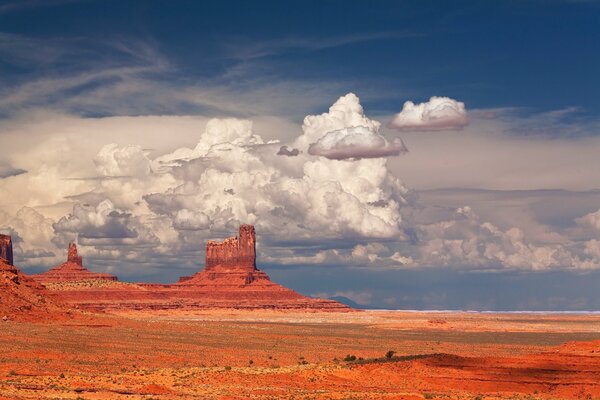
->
[2,1,599,116]
[1,0,600,310]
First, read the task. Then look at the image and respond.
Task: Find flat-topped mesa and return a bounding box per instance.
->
[67,242,83,265]
[0,234,13,266]
[205,224,256,272]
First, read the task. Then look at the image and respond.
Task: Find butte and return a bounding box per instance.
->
[172,224,350,310]
[31,242,118,284]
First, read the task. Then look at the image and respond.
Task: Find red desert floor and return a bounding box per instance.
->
[1,310,600,399]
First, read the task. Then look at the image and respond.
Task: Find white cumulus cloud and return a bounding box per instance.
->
[95,143,152,177]
[389,96,469,131]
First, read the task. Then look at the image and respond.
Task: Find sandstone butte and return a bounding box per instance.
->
[31,242,118,283]
[36,225,351,313]
[0,234,69,322]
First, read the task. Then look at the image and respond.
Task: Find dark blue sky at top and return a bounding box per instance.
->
[1,0,599,116]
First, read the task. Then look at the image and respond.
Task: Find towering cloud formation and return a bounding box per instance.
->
[389,96,469,131]
[297,93,407,160]
[140,93,408,244]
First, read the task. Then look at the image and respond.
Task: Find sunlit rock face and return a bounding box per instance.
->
[205,224,256,272]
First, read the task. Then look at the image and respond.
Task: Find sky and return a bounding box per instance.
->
[1,0,600,310]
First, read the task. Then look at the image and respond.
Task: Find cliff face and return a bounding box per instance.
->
[205,224,256,271]
[0,234,13,266]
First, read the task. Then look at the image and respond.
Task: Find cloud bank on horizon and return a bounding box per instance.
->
[1,90,600,279]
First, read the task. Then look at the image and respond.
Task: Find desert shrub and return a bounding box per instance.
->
[343,354,357,362]
[224,366,232,371]
[59,373,65,378]
[248,360,253,365]
[8,370,16,376]
[385,350,396,359]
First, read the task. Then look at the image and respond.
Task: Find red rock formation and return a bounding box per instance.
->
[44,225,351,312]
[0,235,69,321]
[31,242,118,283]
[0,234,13,266]
[205,224,256,271]
[67,242,83,265]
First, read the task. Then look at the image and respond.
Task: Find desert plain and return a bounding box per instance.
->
[2,310,600,400]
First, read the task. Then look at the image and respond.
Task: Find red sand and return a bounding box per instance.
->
[1,311,599,399]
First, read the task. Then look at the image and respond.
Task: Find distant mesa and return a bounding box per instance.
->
[177,224,266,285]
[31,242,118,284]
[40,225,351,312]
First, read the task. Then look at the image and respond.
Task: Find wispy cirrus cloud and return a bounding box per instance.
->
[223,31,420,61]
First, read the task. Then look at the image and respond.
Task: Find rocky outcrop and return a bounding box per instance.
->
[31,243,118,284]
[67,242,83,265]
[205,224,256,271]
[0,235,69,321]
[0,234,13,266]
[45,226,351,313]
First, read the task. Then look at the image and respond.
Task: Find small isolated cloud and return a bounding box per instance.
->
[308,126,408,160]
[389,96,469,131]
[0,161,26,178]
[276,145,300,156]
